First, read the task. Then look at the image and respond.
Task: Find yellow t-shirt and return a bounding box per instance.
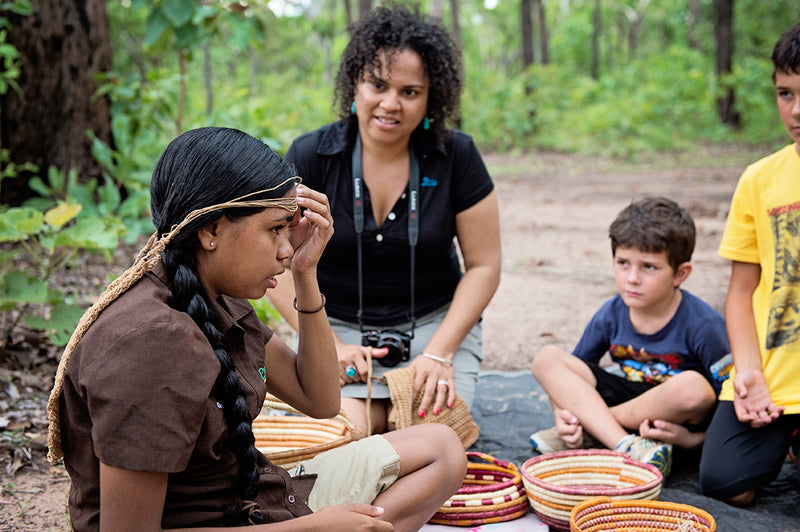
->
[718,143,800,414]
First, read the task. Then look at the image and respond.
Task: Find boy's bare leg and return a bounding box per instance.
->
[609,370,716,447]
[532,345,630,449]
[376,424,467,532]
[341,397,389,440]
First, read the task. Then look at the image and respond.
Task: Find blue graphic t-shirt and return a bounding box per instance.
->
[573,290,731,394]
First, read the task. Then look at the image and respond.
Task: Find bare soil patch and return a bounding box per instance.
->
[0,144,769,530]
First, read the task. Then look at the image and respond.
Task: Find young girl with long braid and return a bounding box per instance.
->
[46,127,466,531]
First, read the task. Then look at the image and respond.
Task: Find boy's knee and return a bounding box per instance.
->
[531,345,566,376]
[671,371,716,412]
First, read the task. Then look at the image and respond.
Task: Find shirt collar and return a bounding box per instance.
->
[316,119,448,158]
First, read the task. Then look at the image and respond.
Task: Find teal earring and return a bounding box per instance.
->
[423,117,430,130]
[351,101,356,114]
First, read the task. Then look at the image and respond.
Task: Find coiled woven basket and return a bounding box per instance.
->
[253,395,354,470]
[428,452,529,527]
[570,496,716,531]
[521,449,663,531]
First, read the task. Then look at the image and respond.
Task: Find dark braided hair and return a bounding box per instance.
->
[334,4,464,141]
[772,20,800,80]
[150,127,297,524]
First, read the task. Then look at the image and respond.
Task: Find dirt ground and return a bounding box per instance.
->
[0,144,771,530]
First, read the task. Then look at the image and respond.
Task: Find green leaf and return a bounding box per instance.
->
[161,0,195,28]
[27,176,51,197]
[0,270,48,310]
[0,207,44,242]
[89,132,116,172]
[144,7,171,48]
[97,175,121,216]
[44,202,82,228]
[23,302,85,346]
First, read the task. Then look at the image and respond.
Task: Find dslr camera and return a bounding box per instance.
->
[362,329,412,367]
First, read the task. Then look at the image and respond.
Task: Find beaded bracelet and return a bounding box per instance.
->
[293,294,326,314]
[422,352,452,365]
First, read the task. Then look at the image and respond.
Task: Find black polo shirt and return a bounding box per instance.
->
[285,120,494,326]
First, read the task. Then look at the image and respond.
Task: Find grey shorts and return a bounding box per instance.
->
[331,305,483,409]
[294,435,401,511]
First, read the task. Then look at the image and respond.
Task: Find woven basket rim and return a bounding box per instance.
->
[570,496,717,531]
[521,449,663,497]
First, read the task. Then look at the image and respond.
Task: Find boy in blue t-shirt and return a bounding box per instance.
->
[531,197,731,476]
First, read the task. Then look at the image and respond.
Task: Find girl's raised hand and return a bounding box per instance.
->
[287,184,333,274]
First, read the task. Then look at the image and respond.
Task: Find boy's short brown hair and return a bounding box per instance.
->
[609,196,696,272]
[772,20,800,80]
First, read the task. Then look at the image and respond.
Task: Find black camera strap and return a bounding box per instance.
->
[352,133,418,336]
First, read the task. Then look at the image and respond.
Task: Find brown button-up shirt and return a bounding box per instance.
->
[60,262,314,531]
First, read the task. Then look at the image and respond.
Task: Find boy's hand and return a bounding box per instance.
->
[639,419,705,449]
[732,369,784,427]
[554,407,584,448]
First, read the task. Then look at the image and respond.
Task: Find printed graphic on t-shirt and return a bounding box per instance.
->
[767,203,800,350]
[610,344,684,384]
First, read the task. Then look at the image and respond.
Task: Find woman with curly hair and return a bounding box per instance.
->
[48,126,466,531]
[269,5,501,439]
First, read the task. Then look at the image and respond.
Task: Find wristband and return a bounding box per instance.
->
[293,294,326,314]
[421,352,452,365]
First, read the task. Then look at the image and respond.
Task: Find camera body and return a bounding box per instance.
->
[362,329,412,367]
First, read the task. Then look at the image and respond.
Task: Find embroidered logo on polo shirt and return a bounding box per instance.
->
[258,366,266,382]
[421,176,438,187]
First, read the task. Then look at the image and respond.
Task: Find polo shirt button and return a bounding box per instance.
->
[376,234,383,242]
[288,494,296,504]
[387,212,396,221]
[401,192,407,199]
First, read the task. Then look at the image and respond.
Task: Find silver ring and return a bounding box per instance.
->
[437,379,449,386]
[345,366,357,378]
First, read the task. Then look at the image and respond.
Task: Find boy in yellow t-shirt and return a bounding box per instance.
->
[699,20,800,506]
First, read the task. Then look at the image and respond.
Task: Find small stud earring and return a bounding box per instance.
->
[210,242,215,248]
[423,117,430,130]
[350,101,356,114]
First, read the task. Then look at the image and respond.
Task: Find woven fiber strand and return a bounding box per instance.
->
[253,395,353,470]
[570,496,716,532]
[382,367,479,448]
[521,449,663,531]
[428,452,529,527]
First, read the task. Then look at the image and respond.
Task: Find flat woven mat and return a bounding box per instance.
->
[469,371,800,532]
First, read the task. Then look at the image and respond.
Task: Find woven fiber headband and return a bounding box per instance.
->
[46,177,300,463]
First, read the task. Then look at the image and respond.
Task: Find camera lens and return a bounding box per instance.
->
[377,332,408,367]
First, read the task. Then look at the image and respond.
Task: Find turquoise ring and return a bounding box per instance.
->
[345,366,357,378]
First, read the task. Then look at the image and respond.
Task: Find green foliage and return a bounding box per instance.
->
[249,297,282,329]
[0,195,124,353]
[0,0,32,98]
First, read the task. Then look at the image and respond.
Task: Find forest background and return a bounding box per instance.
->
[1,1,800,527]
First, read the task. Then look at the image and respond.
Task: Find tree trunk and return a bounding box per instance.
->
[358,0,371,19]
[522,0,534,68]
[535,0,549,65]
[714,0,739,126]
[344,0,353,27]
[687,0,701,50]
[203,42,213,117]
[591,0,601,79]
[1,0,112,205]
[449,0,461,50]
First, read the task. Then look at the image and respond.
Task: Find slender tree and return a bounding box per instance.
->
[1,0,113,205]
[522,0,534,68]
[714,0,739,126]
[591,0,602,79]
[535,0,549,64]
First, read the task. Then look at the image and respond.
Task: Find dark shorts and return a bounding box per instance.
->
[699,400,800,499]
[587,362,655,406]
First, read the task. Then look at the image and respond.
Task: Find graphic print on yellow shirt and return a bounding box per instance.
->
[766,202,800,351]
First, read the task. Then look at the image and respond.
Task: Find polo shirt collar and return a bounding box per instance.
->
[149,260,249,336]
[316,119,448,158]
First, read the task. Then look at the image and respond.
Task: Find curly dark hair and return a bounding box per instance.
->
[334,4,464,140]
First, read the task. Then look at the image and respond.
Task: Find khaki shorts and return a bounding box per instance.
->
[293,435,401,511]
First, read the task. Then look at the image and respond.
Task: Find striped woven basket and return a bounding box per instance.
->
[521,449,663,531]
[253,395,354,470]
[570,496,716,531]
[428,452,529,527]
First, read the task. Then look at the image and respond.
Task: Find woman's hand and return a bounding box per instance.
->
[337,343,389,386]
[410,353,455,418]
[286,184,333,275]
